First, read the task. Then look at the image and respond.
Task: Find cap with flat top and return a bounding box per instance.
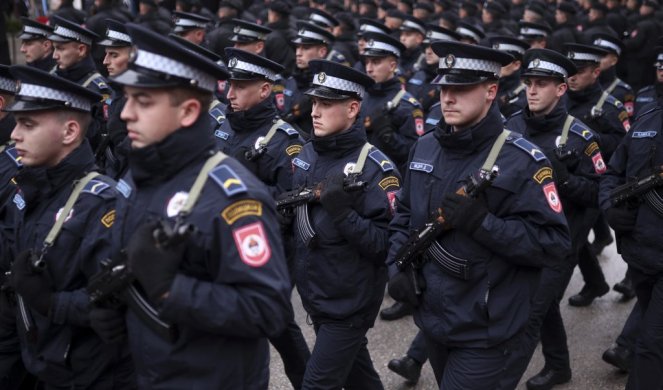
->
[48,16,99,46]
[172,11,211,33]
[18,18,54,41]
[224,47,284,82]
[230,19,272,43]
[0,66,18,96]
[305,59,374,100]
[591,33,624,57]
[309,9,339,28]
[430,41,514,85]
[292,21,334,46]
[521,48,577,79]
[564,43,610,67]
[98,19,132,47]
[488,35,530,60]
[361,31,406,58]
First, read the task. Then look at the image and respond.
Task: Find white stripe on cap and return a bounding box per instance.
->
[107,30,132,44]
[494,43,526,54]
[19,83,91,111]
[427,30,457,42]
[0,77,16,94]
[657,53,663,62]
[23,25,49,37]
[528,59,568,77]
[520,26,548,37]
[53,25,92,45]
[312,72,364,98]
[360,24,385,33]
[593,38,621,55]
[366,40,400,57]
[134,49,216,91]
[298,29,330,44]
[567,51,601,62]
[402,20,425,34]
[230,58,278,81]
[439,56,501,75]
[310,13,333,27]
[176,18,207,29]
[456,26,481,42]
[234,27,266,40]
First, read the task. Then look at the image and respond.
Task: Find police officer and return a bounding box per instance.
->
[172,11,211,46]
[135,0,173,36]
[96,23,292,388]
[230,18,295,78]
[398,15,426,81]
[634,47,663,117]
[386,41,570,388]
[48,16,112,152]
[506,49,606,390]
[548,2,582,53]
[490,35,530,118]
[519,21,551,49]
[291,59,398,389]
[307,9,349,65]
[599,63,663,390]
[592,33,636,119]
[1,65,134,388]
[455,21,485,45]
[564,43,630,307]
[360,31,423,172]
[18,18,56,73]
[0,66,19,208]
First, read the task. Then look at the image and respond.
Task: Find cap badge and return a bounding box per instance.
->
[426,31,432,37]
[367,39,374,47]
[229,57,238,68]
[444,54,455,68]
[299,28,307,35]
[493,43,500,49]
[532,58,540,67]
[233,25,241,33]
[317,72,326,83]
[568,51,575,59]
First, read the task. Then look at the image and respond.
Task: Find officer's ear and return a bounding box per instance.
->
[177,97,202,128]
[318,45,329,58]
[255,41,265,54]
[259,81,272,100]
[60,114,83,146]
[346,99,360,119]
[556,81,568,97]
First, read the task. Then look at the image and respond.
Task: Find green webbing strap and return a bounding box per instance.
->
[209,99,221,111]
[558,114,576,146]
[592,80,619,115]
[348,143,374,175]
[82,72,103,88]
[604,78,621,95]
[257,119,287,149]
[513,83,527,96]
[43,172,100,247]
[389,89,407,109]
[178,152,228,217]
[481,130,511,172]
[0,140,14,154]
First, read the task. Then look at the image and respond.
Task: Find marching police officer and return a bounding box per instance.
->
[291,59,398,389]
[398,15,426,81]
[17,18,56,73]
[0,66,19,214]
[172,11,211,46]
[95,23,292,389]
[386,41,570,388]
[307,9,349,65]
[506,49,606,390]
[0,66,16,145]
[360,31,423,172]
[490,35,530,118]
[1,65,134,388]
[592,33,636,119]
[634,47,663,116]
[229,18,295,78]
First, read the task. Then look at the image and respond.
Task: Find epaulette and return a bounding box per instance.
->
[209,105,226,125]
[116,179,132,199]
[209,164,248,197]
[407,77,424,86]
[508,135,546,162]
[605,94,623,108]
[636,85,655,94]
[402,92,422,108]
[634,105,662,122]
[569,121,594,141]
[617,80,633,91]
[368,149,395,172]
[277,122,299,137]
[5,147,22,167]
[91,77,110,90]
[81,179,111,196]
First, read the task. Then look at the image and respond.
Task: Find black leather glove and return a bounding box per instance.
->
[127,222,185,304]
[10,250,53,317]
[319,174,354,220]
[441,192,489,234]
[605,207,637,233]
[387,270,423,307]
[369,114,395,143]
[89,307,126,343]
[547,153,570,185]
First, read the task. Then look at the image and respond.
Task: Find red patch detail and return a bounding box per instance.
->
[631,29,638,38]
[592,152,607,174]
[622,119,631,132]
[543,182,562,213]
[387,190,398,215]
[415,118,424,136]
[275,93,285,112]
[233,221,271,267]
[103,104,109,121]
[624,101,634,116]
[217,80,227,94]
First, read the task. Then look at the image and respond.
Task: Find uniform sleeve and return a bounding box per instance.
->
[590,105,628,158]
[261,133,302,197]
[557,139,603,207]
[599,134,631,210]
[159,198,291,339]
[386,104,421,165]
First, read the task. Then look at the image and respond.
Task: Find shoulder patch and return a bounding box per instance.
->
[209,106,226,125]
[403,93,422,107]
[632,130,657,139]
[116,179,132,198]
[101,209,115,228]
[91,77,109,90]
[584,141,599,156]
[379,176,400,190]
[286,144,302,156]
[292,157,310,170]
[209,164,248,197]
[277,123,299,137]
[82,179,111,196]
[606,94,622,108]
[569,122,593,140]
[221,199,262,224]
[533,167,553,184]
[408,78,424,85]
[511,137,546,162]
[368,150,394,172]
[5,147,22,167]
[409,161,434,173]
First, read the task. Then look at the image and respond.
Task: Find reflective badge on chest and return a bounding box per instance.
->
[166,191,189,217]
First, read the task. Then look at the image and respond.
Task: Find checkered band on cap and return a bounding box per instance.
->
[298,29,330,44]
[23,25,50,37]
[655,53,663,68]
[360,24,384,33]
[18,83,91,111]
[234,26,265,40]
[310,13,333,27]
[229,58,279,81]
[0,76,17,94]
[439,56,501,75]
[134,49,217,91]
[493,43,526,54]
[175,17,207,29]
[456,26,481,42]
[593,38,621,55]
[312,72,365,98]
[520,26,548,37]
[107,29,132,44]
[366,39,400,57]
[527,59,568,77]
[566,50,601,62]
[53,25,92,45]
[402,20,425,34]
[658,53,663,61]
[427,30,457,42]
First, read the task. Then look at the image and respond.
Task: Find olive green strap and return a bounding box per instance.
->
[178,152,228,217]
[604,78,621,95]
[257,119,287,149]
[481,130,510,172]
[558,114,576,147]
[347,143,374,175]
[389,89,407,110]
[82,72,103,88]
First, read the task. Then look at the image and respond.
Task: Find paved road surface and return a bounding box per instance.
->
[270,239,634,389]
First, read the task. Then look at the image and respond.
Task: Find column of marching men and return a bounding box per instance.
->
[0,0,662,389]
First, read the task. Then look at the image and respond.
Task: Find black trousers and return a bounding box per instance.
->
[406,330,428,365]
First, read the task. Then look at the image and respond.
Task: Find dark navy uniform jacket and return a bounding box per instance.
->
[0,114,15,150]
[3,141,131,387]
[406,64,440,116]
[497,72,527,119]
[221,99,302,196]
[507,102,605,256]
[27,54,57,73]
[0,143,21,211]
[360,77,423,171]
[634,84,662,118]
[282,69,314,137]
[103,89,130,180]
[425,102,443,133]
[600,69,635,118]
[565,82,629,161]
[600,104,663,274]
[113,116,291,389]
[388,103,570,348]
[292,125,401,327]
[399,47,425,82]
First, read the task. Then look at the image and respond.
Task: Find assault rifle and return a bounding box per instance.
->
[276,175,367,214]
[609,167,663,206]
[394,167,499,271]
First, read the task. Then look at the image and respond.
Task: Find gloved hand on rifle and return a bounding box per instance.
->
[9,250,53,317]
[546,153,570,186]
[368,114,396,143]
[388,270,424,307]
[441,192,489,235]
[320,174,355,221]
[605,206,638,233]
[90,307,127,343]
[127,221,186,305]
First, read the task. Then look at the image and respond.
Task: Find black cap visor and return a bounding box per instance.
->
[361,48,396,58]
[111,67,191,90]
[228,69,271,82]
[5,98,86,113]
[520,68,566,79]
[304,85,360,100]
[432,71,495,86]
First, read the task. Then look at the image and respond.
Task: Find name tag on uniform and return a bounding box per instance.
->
[632,131,657,138]
[214,130,229,140]
[293,157,310,170]
[409,161,433,173]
